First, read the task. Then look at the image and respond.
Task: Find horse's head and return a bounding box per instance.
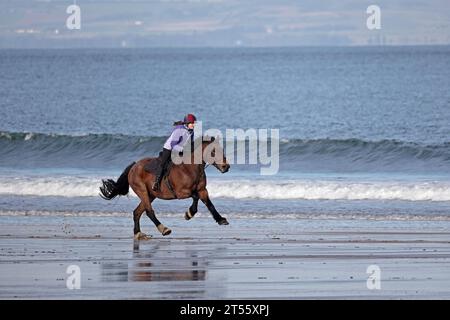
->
[202,136,230,173]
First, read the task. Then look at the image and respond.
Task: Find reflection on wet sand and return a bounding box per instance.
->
[101,240,207,282]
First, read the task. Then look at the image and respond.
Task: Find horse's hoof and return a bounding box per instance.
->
[185,209,194,220]
[218,218,229,225]
[157,224,172,236]
[134,232,152,240]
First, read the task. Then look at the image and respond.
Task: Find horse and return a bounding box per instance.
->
[99,137,230,240]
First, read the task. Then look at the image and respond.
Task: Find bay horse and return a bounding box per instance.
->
[99,137,230,240]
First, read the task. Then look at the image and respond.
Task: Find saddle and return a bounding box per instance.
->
[143,155,171,175]
[143,154,177,198]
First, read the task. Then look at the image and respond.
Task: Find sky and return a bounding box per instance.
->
[0,0,449,48]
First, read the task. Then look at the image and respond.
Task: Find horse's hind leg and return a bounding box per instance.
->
[133,202,151,240]
[198,189,229,225]
[146,202,172,236]
[185,193,199,221]
[134,186,171,236]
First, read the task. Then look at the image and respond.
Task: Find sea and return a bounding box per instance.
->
[1,46,450,222]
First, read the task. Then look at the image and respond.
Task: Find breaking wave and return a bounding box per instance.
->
[0,175,449,202]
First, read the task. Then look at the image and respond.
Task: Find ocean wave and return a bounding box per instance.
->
[207,180,450,201]
[1,131,449,172]
[0,176,449,202]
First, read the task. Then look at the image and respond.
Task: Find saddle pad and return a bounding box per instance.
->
[143,157,161,174]
[143,157,173,177]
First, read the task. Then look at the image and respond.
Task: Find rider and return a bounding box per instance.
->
[151,113,197,191]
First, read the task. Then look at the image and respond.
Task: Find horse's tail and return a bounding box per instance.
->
[99,162,136,200]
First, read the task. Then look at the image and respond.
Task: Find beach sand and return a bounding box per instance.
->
[1,214,450,299]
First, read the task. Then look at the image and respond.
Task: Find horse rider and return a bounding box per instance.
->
[151,113,197,191]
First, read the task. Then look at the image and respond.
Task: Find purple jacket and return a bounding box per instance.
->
[163,125,193,153]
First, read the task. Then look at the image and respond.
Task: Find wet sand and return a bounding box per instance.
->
[1,215,450,299]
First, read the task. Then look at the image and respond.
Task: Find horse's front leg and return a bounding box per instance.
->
[198,189,229,225]
[185,192,199,220]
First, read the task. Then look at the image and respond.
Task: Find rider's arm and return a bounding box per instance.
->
[163,127,184,152]
[172,143,184,153]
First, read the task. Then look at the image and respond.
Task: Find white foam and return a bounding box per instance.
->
[0,176,449,202]
[207,179,450,201]
[0,176,114,198]
[24,133,34,141]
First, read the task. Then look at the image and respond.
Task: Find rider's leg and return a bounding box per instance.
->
[152,148,171,191]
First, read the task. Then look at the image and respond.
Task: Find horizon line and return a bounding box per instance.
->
[1,44,450,50]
